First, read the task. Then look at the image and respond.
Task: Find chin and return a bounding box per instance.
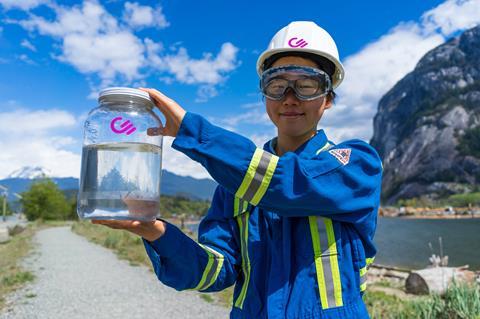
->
[279,127,310,138]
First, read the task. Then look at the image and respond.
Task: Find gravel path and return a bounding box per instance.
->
[0,226,230,319]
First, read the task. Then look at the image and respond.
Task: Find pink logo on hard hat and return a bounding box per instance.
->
[110,117,136,135]
[288,37,308,48]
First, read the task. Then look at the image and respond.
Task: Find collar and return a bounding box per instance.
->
[264,129,330,158]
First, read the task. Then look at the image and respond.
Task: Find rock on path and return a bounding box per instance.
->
[0,226,230,319]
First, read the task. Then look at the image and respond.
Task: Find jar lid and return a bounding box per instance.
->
[99,87,153,104]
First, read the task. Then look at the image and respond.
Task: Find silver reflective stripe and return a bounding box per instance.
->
[198,245,221,290]
[190,244,224,291]
[360,273,367,286]
[309,216,343,309]
[316,218,336,308]
[242,151,272,202]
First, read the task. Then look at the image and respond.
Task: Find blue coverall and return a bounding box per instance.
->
[143,112,382,318]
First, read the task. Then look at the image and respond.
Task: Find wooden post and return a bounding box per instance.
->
[2,194,6,222]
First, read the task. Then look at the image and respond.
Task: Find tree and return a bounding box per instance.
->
[20,179,70,221]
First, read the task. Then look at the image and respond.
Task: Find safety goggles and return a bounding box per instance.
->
[260,65,332,101]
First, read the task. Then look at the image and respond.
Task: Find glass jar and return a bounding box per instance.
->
[77,87,163,221]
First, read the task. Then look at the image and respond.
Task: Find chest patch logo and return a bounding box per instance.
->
[329,148,351,165]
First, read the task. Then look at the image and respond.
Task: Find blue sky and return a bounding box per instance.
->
[0,0,479,179]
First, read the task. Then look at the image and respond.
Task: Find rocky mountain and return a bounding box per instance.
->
[370,25,480,205]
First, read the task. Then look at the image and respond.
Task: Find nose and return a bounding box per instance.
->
[282,88,300,105]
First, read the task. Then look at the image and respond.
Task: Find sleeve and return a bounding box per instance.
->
[143,186,240,292]
[171,112,383,219]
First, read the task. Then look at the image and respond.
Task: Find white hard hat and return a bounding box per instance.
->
[256,21,345,89]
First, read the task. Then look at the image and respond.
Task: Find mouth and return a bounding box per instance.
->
[280,112,305,118]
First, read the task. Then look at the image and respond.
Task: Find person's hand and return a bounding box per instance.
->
[92,219,166,242]
[139,87,186,138]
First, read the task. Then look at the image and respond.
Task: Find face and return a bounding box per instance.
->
[264,56,332,139]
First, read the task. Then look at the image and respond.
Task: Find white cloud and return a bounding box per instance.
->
[0,0,48,10]
[0,107,214,180]
[152,42,239,85]
[123,2,169,29]
[422,0,480,35]
[21,39,37,51]
[322,0,480,142]
[17,1,145,85]
[8,1,239,102]
[0,108,76,133]
[161,136,211,179]
[0,108,80,179]
[195,85,218,103]
[17,53,36,64]
[215,105,270,128]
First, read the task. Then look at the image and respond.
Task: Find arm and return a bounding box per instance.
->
[143,186,240,292]
[171,112,382,218]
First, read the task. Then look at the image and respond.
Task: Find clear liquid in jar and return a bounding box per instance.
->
[77,142,162,221]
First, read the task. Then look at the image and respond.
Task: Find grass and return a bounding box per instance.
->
[0,224,36,311]
[0,219,78,311]
[71,221,480,317]
[200,294,214,303]
[364,281,480,319]
[71,221,151,266]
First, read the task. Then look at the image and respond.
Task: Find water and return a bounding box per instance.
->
[186,217,480,270]
[78,142,162,221]
[374,217,480,270]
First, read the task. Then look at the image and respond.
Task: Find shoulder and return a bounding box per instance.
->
[309,139,382,176]
[327,139,382,165]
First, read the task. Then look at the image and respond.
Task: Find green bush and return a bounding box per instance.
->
[366,282,480,319]
[457,127,480,159]
[443,282,480,319]
[447,192,480,207]
[20,179,70,221]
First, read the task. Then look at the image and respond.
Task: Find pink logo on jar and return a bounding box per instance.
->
[110,117,137,135]
[288,37,308,48]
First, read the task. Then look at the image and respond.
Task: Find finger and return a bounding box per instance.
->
[147,127,164,136]
[92,219,133,228]
[142,88,181,122]
[139,88,169,111]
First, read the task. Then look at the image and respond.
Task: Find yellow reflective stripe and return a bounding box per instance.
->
[192,250,214,290]
[360,266,367,277]
[360,282,367,291]
[250,155,279,206]
[234,196,240,216]
[235,148,279,206]
[234,211,251,309]
[235,148,263,200]
[315,142,333,155]
[233,196,249,217]
[357,258,374,293]
[201,245,224,290]
[324,218,343,307]
[191,244,224,291]
[308,216,329,308]
[366,257,375,267]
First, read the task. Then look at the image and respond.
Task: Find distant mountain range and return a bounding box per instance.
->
[0,166,218,203]
[6,166,52,179]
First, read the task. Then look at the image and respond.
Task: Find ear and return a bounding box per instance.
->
[323,97,333,110]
